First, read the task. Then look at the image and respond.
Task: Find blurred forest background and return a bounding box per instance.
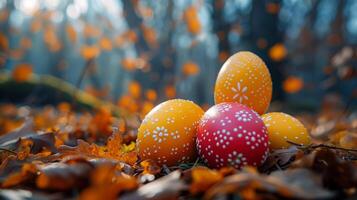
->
[0,0,356,114]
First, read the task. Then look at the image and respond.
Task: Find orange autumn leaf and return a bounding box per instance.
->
[145,89,157,102]
[141,101,154,116]
[123,30,138,43]
[66,24,77,43]
[182,61,200,76]
[140,160,161,175]
[20,37,32,49]
[0,32,8,50]
[30,19,42,33]
[9,49,24,60]
[83,24,101,38]
[165,85,176,99]
[128,81,141,99]
[283,76,304,94]
[0,9,9,22]
[43,26,62,52]
[269,43,287,61]
[118,95,132,109]
[218,51,229,62]
[141,25,157,47]
[266,3,280,14]
[256,38,268,49]
[138,6,153,18]
[184,6,201,35]
[85,85,109,98]
[12,63,33,82]
[2,163,37,188]
[114,35,125,47]
[190,167,223,194]
[57,102,71,113]
[81,45,100,60]
[79,165,138,200]
[118,95,139,112]
[99,37,113,51]
[121,57,137,71]
[89,106,113,136]
[187,18,201,34]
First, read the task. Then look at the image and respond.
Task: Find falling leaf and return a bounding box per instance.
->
[30,19,42,33]
[128,81,141,99]
[43,26,62,52]
[256,38,268,49]
[269,43,287,61]
[283,76,304,94]
[182,61,200,76]
[83,24,101,38]
[141,101,154,116]
[145,89,157,102]
[20,37,32,49]
[0,32,9,50]
[0,9,9,22]
[266,3,280,14]
[123,30,138,43]
[66,24,77,43]
[218,51,229,62]
[141,25,157,47]
[165,85,176,99]
[121,57,137,71]
[184,6,201,35]
[99,37,113,51]
[12,64,33,82]
[81,45,100,60]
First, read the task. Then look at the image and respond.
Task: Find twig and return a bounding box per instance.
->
[286,140,357,152]
[162,164,171,175]
[274,163,282,171]
[193,158,200,167]
[0,147,17,155]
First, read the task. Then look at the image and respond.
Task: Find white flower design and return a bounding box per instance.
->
[231,82,248,103]
[152,126,168,143]
[235,110,253,122]
[167,117,175,124]
[227,151,247,168]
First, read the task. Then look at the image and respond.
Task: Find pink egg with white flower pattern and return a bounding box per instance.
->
[197,102,269,169]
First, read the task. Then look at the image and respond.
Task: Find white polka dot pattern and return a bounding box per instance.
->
[197,102,269,169]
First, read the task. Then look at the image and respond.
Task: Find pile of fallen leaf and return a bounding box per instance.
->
[0,103,357,200]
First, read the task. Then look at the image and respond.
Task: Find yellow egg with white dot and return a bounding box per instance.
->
[261,112,311,150]
[214,51,272,114]
[137,99,204,166]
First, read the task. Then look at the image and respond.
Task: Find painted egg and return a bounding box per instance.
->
[137,99,204,166]
[262,112,311,150]
[197,103,269,169]
[214,51,272,114]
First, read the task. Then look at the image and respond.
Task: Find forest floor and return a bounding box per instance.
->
[0,102,356,200]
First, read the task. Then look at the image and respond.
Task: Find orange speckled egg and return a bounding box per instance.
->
[137,99,204,166]
[214,51,272,114]
[262,112,311,150]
